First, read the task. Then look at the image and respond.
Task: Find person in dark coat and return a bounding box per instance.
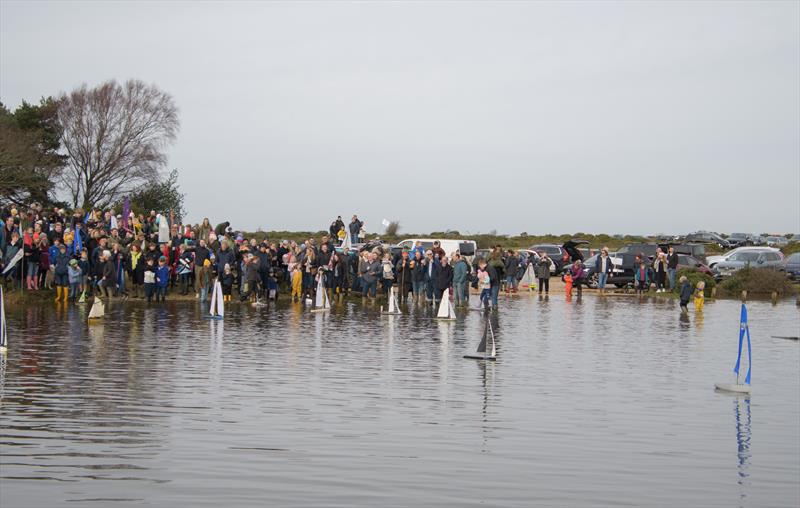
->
[435,256,454,302]
[679,275,692,313]
[537,252,552,295]
[348,215,363,244]
[214,221,230,237]
[395,250,413,304]
[410,250,427,304]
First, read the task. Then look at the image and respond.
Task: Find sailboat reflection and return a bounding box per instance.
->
[733,396,752,505]
[476,359,494,453]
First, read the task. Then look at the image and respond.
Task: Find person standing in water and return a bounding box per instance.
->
[679,275,692,313]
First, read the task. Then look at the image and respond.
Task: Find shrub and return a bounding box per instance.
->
[675,268,716,297]
[719,267,795,297]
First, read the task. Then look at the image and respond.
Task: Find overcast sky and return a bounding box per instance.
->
[2,1,798,236]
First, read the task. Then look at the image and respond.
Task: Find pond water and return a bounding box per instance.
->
[0,295,798,507]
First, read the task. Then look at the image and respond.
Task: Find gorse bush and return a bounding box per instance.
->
[719,267,795,297]
[675,268,716,297]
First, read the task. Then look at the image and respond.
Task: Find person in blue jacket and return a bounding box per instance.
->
[155,256,170,302]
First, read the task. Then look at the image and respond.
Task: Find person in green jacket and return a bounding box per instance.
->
[452,253,470,307]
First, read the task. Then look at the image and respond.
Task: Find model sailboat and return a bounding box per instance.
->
[0,287,7,353]
[88,296,105,320]
[519,264,536,291]
[464,313,497,361]
[715,304,752,394]
[204,280,225,320]
[436,288,456,320]
[310,278,330,312]
[381,286,402,315]
[340,229,352,251]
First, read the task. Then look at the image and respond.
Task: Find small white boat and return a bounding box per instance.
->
[381,286,402,315]
[203,280,225,320]
[464,316,496,361]
[310,278,330,313]
[435,288,456,321]
[88,296,105,321]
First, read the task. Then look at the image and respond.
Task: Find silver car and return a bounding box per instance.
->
[713,249,784,279]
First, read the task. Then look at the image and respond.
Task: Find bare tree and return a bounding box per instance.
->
[385,221,401,236]
[57,79,179,209]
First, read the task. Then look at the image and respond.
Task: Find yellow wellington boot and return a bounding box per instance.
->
[54,287,62,302]
[62,287,69,302]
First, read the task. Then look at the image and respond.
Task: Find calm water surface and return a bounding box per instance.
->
[0,295,798,507]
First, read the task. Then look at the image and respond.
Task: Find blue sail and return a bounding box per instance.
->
[733,304,752,385]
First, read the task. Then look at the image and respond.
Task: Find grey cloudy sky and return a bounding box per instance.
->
[2,1,798,236]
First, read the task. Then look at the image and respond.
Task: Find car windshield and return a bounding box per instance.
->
[787,253,800,262]
[731,252,761,262]
[730,233,748,239]
[534,246,561,256]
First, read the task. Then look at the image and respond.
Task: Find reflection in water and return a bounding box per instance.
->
[735,396,752,506]
[0,298,796,508]
[678,312,692,334]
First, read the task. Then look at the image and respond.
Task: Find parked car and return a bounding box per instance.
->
[395,238,478,259]
[685,231,731,249]
[519,249,558,275]
[782,252,800,280]
[570,253,627,289]
[706,246,782,268]
[713,249,784,279]
[726,233,753,247]
[789,234,800,243]
[676,254,714,276]
[529,244,566,274]
[562,240,588,264]
[764,236,788,247]
[616,243,660,259]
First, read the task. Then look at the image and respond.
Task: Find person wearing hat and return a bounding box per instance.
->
[68,258,82,302]
[197,258,212,303]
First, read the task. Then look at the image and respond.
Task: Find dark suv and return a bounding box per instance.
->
[685,231,730,249]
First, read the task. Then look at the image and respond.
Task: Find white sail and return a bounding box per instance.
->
[341,229,352,251]
[519,264,536,289]
[216,281,225,317]
[312,278,330,311]
[88,297,105,320]
[388,286,398,313]
[0,286,7,351]
[436,288,455,319]
[209,279,218,316]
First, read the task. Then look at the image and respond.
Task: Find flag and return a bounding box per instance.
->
[2,249,23,275]
[122,198,130,230]
[73,227,83,255]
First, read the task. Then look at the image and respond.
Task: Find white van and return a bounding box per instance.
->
[395,238,477,259]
